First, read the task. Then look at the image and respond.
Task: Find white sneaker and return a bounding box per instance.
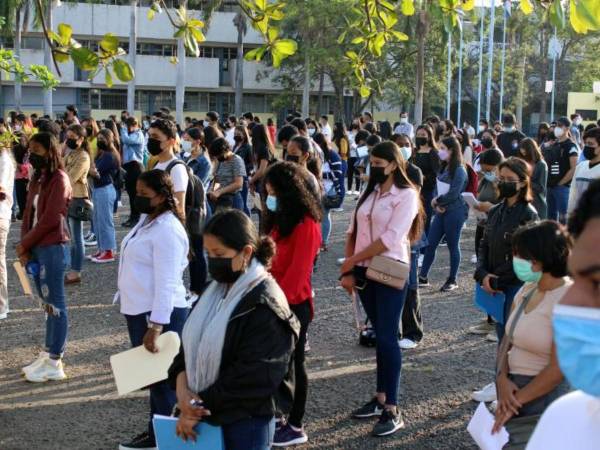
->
[418,254,424,268]
[22,351,49,375]
[398,338,418,350]
[0,312,7,320]
[470,254,478,264]
[118,201,123,208]
[25,357,67,382]
[332,207,344,212]
[336,257,346,266]
[471,382,497,402]
[490,400,498,413]
[485,331,499,342]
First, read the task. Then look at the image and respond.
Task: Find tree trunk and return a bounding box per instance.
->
[15,6,22,111]
[43,0,53,117]
[516,55,526,126]
[127,0,137,115]
[234,13,245,117]
[301,49,310,117]
[539,26,548,123]
[413,9,427,125]
[175,0,187,125]
[316,71,324,117]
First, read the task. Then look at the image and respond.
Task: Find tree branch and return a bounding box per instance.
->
[35,0,62,77]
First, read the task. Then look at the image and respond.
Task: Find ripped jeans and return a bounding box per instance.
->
[32,244,69,359]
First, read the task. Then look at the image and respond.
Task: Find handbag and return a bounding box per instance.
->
[322,186,341,209]
[365,191,410,289]
[68,197,94,222]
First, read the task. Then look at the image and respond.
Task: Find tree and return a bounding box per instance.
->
[233,11,247,117]
[127,0,138,116]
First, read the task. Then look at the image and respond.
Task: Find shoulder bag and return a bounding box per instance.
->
[365,191,410,289]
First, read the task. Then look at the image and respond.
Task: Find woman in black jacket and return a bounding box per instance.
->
[232,125,253,216]
[168,209,299,450]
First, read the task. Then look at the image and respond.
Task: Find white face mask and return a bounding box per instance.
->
[308,128,316,136]
[554,127,565,138]
[574,118,582,126]
[400,117,408,124]
[181,140,192,153]
[203,120,209,128]
[13,125,21,132]
[400,146,412,160]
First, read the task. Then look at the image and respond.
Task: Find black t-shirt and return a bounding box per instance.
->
[253,144,274,166]
[497,130,526,158]
[413,150,440,192]
[234,143,253,176]
[406,162,423,190]
[542,139,578,187]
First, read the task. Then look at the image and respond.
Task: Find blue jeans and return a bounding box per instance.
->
[420,189,435,255]
[321,208,332,246]
[547,185,569,224]
[495,284,523,341]
[92,184,117,251]
[32,244,69,358]
[124,307,189,439]
[68,217,84,272]
[419,206,467,282]
[355,266,408,405]
[223,416,275,450]
[240,177,251,216]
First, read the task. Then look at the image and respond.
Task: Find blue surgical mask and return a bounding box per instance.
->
[266,195,277,212]
[483,171,497,182]
[512,256,543,283]
[553,305,600,397]
[400,146,411,160]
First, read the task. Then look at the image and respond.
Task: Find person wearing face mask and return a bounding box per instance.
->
[0,130,15,321]
[277,124,299,162]
[418,137,468,292]
[249,123,276,195]
[476,119,489,140]
[471,157,538,403]
[319,115,332,141]
[488,220,571,440]
[167,209,299,450]
[569,113,583,148]
[63,124,91,284]
[116,169,190,450]
[285,135,321,196]
[232,125,253,216]
[205,111,220,129]
[183,127,212,190]
[497,113,526,158]
[224,115,237,148]
[290,118,323,162]
[346,123,361,195]
[340,141,422,437]
[393,112,414,139]
[412,125,441,259]
[542,116,579,224]
[568,127,600,215]
[81,118,99,160]
[526,180,600,450]
[536,122,550,147]
[350,129,371,196]
[17,132,72,382]
[207,138,246,212]
[261,162,322,446]
[120,117,145,227]
[87,129,120,264]
[517,138,548,219]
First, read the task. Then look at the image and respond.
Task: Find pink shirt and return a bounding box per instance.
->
[347,185,418,266]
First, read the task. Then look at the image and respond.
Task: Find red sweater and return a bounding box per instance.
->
[269,215,321,316]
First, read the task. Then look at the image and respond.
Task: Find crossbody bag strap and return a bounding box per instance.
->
[367,191,378,245]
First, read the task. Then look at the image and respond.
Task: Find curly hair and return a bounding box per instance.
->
[137,169,184,224]
[262,161,323,237]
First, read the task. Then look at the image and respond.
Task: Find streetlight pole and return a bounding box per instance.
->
[499,3,508,117]
[457,24,463,127]
[550,26,557,121]
[476,6,485,130]
[446,30,452,119]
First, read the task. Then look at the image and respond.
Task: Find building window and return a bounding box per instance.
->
[21,37,44,50]
[184,92,210,111]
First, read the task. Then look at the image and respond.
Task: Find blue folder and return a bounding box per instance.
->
[153,415,224,450]
[474,283,506,324]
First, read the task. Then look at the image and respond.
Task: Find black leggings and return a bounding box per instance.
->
[347,157,361,192]
[288,300,311,428]
[475,224,485,257]
[15,179,28,217]
[124,161,143,221]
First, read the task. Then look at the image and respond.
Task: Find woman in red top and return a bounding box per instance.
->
[263,161,322,447]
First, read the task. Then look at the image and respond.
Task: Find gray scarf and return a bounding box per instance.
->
[182,259,268,393]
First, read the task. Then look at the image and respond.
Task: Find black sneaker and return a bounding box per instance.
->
[440,279,458,292]
[119,432,156,450]
[418,276,430,287]
[352,397,384,418]
[372,409,405,437]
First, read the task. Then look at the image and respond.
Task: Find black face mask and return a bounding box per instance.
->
[29,153,47,171]
[134,195,156,215]
[147,138,163,156]
[208,256,243,284]
[285,155,300,163]
[498,181,519,198]
[85,127,93,137]
[415,137,428,147]
[481,137,494,149]
[97,141,108,151]
[234,135,243,143]
[66,139,79,150]
[583,145,597,161]
[370,166,389,185]
[547,131,556,141]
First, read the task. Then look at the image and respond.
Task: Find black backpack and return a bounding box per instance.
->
[166,159,207,237]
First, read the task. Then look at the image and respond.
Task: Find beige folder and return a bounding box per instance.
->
[13,261,33,296]
[110,331,181,396]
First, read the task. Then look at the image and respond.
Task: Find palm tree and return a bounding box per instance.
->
[232,11,246,117]
[127,0,138,116]
[0,0,28,111]
[175,0,187,125]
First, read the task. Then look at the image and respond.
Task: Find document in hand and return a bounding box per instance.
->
[153,415,224,450]
[474,283,506,325]
[468,402,509,450]
[462,192,487,221]
[110,331,180,396]
[436,179,450,196]
[13,261,33,296]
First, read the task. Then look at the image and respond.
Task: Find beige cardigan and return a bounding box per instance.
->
[64,149,90,199]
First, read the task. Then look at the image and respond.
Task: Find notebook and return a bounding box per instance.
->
[110,331,180,395]
[474,283,506,325]
[153,414,224,450]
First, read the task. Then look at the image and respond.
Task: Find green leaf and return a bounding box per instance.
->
[573,0,600,30]
[373,33,386,57]
[57,23,72,46]
[71,47,100,71]
[255,16,269,35]
[351,36,365,44]
[255,0,267,10]
[53,51,70,64]
[267,27,279,42]
[267,9,284,20]
[147,8,156,20]
[244,46,267,61]
[359,85,370,98]
[190,27,206,43]
[169,56,179,65]
[99,34,120,54]
[549,0,566,29]
[105,68,113,88]
[390,30,409,41]
[345,50,359,61]
[112,59,134,82]
[189,19,204,28]
[520,0,533,15]
[401,0,415,16]
[272,39,297,56]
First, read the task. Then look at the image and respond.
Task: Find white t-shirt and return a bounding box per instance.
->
[321,124,332,141]
[224,128,236,148]
[0,150,15,221]
[526,391,600,450]
[154,157,189,195]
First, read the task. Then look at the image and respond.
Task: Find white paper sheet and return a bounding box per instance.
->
[13,261,33,296]
[436,180,450,196]
[467,402,510,450]
[461,192,480,208]
[110,331,181,396]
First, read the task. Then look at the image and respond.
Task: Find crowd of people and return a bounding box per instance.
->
[0,104,599,450]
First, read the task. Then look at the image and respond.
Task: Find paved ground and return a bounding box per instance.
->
[0,198,491,449]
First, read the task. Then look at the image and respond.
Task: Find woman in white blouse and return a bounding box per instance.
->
[116,169,190,450]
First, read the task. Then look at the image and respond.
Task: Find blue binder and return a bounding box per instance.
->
[474,283,506,324]
[153,415,224,450]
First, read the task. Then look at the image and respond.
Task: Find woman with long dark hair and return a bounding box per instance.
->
[207,138,246,212]
[63,124,91,283]
[183,127,212,189]
[340,142,423,437]
[18,132,72,382]
[261,162,322,446]
[418,136,468,292]
[249,123,275,194]
[117,170,190,450]
[232,125,253,216]
[332,121,349,183]
[517,138,548,219]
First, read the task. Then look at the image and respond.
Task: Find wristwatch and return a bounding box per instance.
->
[147,322,164,333]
